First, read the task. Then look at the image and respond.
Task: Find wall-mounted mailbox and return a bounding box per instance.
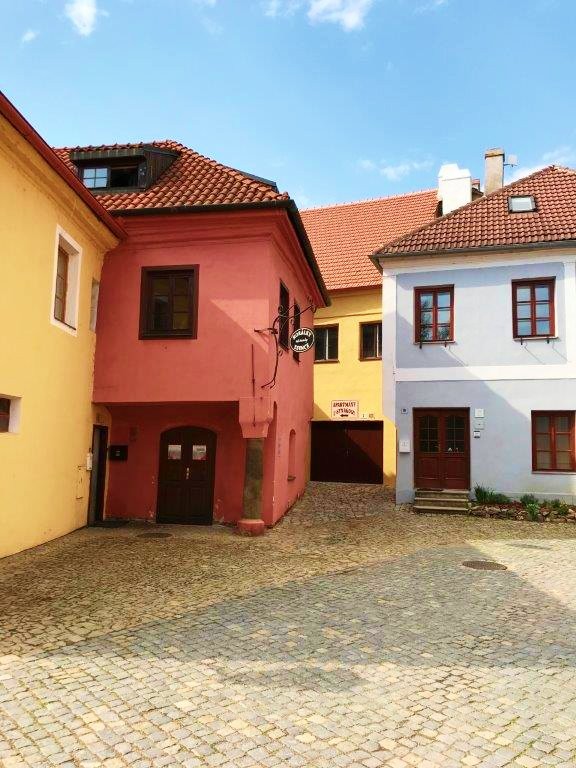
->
[109,445,128,461]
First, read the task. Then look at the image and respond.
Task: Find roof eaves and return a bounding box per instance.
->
[373,238,576,268]
[0,91,125,240]
[113,199,330,307]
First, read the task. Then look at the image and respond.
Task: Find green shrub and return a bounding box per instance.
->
[520,493,539,507]
[525,503,540,521]
[474,486,511,505]
[474,485,492,503]
[490,492,512,505]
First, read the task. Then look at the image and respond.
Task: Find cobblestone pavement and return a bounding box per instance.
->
[2,482,576,767]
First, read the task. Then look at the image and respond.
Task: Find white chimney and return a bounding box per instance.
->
[484,148,505,195]
[437,163,472,215]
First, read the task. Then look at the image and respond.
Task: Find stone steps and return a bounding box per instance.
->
[414,489,470,515]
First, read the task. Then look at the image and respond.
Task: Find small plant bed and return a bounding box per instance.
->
[470,486,576,523]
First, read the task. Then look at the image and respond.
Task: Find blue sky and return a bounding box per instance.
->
[2,0,575,208]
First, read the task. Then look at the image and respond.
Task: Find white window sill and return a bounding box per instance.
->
[413,340,456,346]
[50,317,78,336]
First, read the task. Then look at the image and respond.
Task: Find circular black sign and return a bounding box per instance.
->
[290,327,315,353]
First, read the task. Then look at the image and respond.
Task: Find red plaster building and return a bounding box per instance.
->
[55,141,328,531]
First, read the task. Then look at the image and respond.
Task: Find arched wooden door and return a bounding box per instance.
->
[157,426,216,524]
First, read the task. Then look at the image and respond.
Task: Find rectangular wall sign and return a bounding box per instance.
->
[331,400,359,419]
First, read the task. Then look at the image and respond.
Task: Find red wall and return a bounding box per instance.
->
[105,403,245,523]
[96,209,322,525]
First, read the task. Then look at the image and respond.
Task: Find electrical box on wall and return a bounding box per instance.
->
[109,445,128,461]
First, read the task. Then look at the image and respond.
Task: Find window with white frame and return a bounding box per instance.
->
[52,229,81,332]
[0,395,22,434]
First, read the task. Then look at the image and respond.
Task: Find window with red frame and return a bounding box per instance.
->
[415,286,454,343]
[532,412,575,472]
[512,278,555,338]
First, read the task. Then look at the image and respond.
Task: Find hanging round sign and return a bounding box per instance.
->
[290,327,315,353]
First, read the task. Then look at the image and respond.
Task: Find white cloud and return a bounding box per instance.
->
[415,0,448,13]
[65,0,100,36]
[21,29,39,43]
[359,157,433,181]
[507,146,576,182]
[263,0,374,30]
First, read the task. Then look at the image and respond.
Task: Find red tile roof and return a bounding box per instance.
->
[54,140,289,210]
[377,166,576,257]
[54,139,330,306]
[300,190,438,291]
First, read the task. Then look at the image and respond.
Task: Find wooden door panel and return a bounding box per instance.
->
[311,422,383,484]
[415,456,443,488]
[414,409,470,490]
[157,426,215,524]
[346,425,384,484]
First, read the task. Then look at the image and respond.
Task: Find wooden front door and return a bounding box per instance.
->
[414,409,470,490]
[157,426,216,525]
[311,421,383,484]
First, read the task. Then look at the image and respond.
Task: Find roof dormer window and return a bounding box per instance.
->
[509,195,537,213]
[81,161,141,190]
[71,145,179,194]
[83,167,108,189]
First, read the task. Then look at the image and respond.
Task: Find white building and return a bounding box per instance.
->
[373,152,576,504]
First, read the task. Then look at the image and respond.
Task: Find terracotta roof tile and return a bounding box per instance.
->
[300,190,438,291]
[377,166,576,257]
[53,140,288,211]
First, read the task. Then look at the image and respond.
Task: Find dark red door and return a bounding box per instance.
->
[311,421,383,484]
[414,409,470,490]
[157,426,216,524]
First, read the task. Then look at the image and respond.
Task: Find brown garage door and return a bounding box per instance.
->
[311,421,383,484]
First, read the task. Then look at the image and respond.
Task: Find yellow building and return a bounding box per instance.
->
[301,192,437,487]
[0,92,122,558]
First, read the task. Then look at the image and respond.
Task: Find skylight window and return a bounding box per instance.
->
[509,195,537,213]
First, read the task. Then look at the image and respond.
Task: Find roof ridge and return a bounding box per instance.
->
[301,187,437,213]
[375,165,561,254]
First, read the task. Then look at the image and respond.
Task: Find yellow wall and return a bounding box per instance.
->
[313,288,396,486]
[0,114,118,558]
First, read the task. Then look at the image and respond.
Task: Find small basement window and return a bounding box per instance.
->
[0,396,22,434]
[0,398,10,432]
[509,195,537,213]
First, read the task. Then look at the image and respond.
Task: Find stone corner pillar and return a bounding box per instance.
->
[237,437,266,536]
